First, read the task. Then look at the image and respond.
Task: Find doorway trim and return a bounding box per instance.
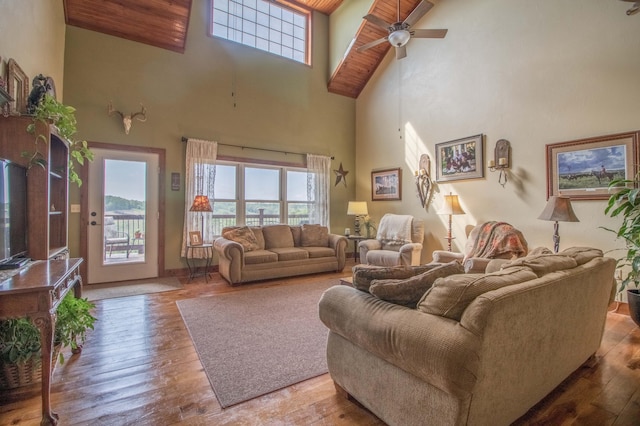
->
[80,142,166,281]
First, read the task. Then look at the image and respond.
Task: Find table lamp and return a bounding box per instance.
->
[189,194,213,241]
[347,201,368,236]
[437,193,465,251]
[537,196,579,253]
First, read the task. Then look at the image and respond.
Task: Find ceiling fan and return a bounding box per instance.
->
[356,0,448,60]
[620,0,640,15]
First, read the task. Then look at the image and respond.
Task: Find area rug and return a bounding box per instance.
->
[176,278,339,408]
[84,277,183,301]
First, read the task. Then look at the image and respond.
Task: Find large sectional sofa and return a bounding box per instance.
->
[214,224,347,285]
[319,247,616,425]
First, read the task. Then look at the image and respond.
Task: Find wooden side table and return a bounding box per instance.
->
[186,244,213,282]
[347,235,367,263]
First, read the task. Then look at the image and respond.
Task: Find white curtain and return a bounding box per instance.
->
[182,138,217,258]
[307,154,331,227]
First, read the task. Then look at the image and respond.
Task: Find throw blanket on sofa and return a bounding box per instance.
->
[465,221,528,261]
[376,214,413,246]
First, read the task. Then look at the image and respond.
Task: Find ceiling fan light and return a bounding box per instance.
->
[388,30,411,47]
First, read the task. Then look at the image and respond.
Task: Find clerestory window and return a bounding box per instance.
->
[210,0,310,65]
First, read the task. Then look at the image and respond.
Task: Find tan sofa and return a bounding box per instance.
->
[214,224,347,285]
[319,247,616,425]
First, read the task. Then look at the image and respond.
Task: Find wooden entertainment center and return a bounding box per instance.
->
[0,115,81,425]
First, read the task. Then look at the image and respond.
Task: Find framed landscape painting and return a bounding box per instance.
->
[545,131,640,200]
[435,134,484,182]
[371,168,402,201]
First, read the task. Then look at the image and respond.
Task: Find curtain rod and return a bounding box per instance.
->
[181,137,334,159]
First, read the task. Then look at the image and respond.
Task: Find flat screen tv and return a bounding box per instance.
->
[0,158,28,269]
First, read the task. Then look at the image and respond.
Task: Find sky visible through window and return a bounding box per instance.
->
[104,160,146,201]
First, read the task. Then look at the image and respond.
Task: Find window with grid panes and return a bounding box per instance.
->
[211,0,309,64]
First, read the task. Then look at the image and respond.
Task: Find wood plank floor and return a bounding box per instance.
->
[1,261,639,425]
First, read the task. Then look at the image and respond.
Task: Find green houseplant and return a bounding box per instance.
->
[0,294,96,389]
[603,174,640,327]
[23,94,94,186]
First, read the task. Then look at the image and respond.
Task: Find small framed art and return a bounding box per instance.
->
[371,168,402,201]
[435,134,484,182]
[189,231,203,246]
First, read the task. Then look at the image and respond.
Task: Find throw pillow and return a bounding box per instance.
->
[417,266,538,321]
[300,224,329,247]
[222,226,260,252]
[352,264,438,292]
[561,246,603,265]
[369,261,464,307]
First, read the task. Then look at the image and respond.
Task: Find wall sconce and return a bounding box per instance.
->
[414,154,433,209]
[487,139,511,188]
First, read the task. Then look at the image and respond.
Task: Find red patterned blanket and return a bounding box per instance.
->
[465,221,528,261]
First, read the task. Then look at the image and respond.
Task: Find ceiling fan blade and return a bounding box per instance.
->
[411,29,448,38]
[395,45,407,60]
[363,14,392,31]
[404,0,434,28]
[357,37,389,52]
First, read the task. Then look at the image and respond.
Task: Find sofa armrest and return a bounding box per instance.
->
[319,285,480,397]
[214,237,244,263]
[432,250,464,263]
[463,257,493,273]
[328,234,348,271]
[358,239,381,264]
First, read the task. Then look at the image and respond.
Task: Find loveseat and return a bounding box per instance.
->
[214,224,347,285]
[319,247,616,425]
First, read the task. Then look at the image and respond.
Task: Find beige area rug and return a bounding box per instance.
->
[84,277,183,301]
[177,278,339,408]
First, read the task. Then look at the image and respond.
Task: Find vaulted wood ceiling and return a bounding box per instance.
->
[62,0,423,98]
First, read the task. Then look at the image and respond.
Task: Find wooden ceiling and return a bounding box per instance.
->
[62,0,417,98]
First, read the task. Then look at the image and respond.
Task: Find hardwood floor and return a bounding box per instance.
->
[1,261,639,425]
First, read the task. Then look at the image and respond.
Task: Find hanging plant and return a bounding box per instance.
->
[22,94,94,186]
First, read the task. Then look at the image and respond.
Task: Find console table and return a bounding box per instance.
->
[0,258,84,426]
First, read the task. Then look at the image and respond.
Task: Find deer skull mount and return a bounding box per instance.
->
[108,102,147,135]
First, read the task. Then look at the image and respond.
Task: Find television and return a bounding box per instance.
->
[0,158,29,269]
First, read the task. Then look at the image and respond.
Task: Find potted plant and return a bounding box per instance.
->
[603,174,640,327]
[0,293,96,389]
[23,94,94,186]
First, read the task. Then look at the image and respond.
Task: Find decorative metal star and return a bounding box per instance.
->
[333,162,349,187]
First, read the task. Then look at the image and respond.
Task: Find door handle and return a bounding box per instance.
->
[90,221,98,226]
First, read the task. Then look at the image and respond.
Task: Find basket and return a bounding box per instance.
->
[0,358,43,390]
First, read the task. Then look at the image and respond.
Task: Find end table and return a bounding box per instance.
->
[186,243,213,282]
[347,235,367,263]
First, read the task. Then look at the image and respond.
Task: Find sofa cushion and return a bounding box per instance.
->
[269,247,309,261]
[262,225,295,249]
[250,227,266,250]
[244,249,278,265]
[503,254,578,277]
[417,266,538,321]
[352,264,439,292]
[222,226,260,252]
[369,261,464,307]
[561,246,603,265]
[304,246,335,259]
[301,224,329,247]
[290,226,302,247]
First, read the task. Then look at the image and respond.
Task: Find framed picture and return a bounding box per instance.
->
[6,59,28,115]
[171,172,180,191]
[189,231,203,246]
[371,168,402,201]
[545,131,640,200]
[435,134,484,182]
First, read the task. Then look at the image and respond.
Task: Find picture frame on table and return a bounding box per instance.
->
[545,131,640,200]
[435,134,484,182]
[189,231,203,246]
[371,168,402,201]
[7,59,28,115]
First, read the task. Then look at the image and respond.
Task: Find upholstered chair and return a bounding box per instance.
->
[358,214,425,267]
[432,221,528,273]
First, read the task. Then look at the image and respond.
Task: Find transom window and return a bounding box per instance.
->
[211,0,310,64]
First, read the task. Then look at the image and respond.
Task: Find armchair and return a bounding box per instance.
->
[432,221,528,273]
[104,217,130,258]
[359,214,424,267]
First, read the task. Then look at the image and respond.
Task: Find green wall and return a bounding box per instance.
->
[63,1,356,271]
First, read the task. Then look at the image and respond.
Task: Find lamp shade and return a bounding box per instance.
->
[347,201,368,216]
[537,196,579,222]
[437,193,465,216]
[189,195,213,212]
